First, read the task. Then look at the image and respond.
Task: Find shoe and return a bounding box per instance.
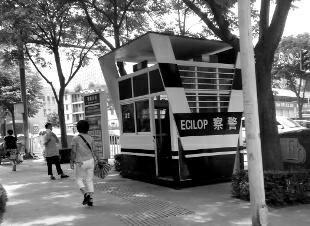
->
[82,194,90,205]
[50,176,56,180]
[60,174,69,179]
[87,197,93,206]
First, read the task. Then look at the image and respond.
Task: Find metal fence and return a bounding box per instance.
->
[109,134,120,159]
[29,133,121,160]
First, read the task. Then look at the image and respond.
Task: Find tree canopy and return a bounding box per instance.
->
[0,67,43,118]
[273,33,310,118]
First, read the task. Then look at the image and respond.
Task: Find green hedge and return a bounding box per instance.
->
[114,154,123,172]
[232,170,310,206]
[0,184,7,213]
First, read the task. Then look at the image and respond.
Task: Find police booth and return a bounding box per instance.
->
[99,32,243,187]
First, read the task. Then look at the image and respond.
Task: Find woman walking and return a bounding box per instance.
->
[70,120,98,206]
[4,130,19,171]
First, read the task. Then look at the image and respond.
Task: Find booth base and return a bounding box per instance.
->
[119,153,238,189]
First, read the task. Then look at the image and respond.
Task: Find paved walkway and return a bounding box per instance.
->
[0,159,310,226]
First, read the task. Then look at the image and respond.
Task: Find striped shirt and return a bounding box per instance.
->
[71,133,94,163]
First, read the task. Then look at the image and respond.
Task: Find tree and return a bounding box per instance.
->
[0,67,43,135]
[182,0,295,170]
[273,33,310,119]
[20,0,98,148]
[0,0,34,154]
[78,0,167,75]
[46,112,60,127]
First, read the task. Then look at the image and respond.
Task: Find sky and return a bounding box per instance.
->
[283,1,310,36]
[40,1,310,89]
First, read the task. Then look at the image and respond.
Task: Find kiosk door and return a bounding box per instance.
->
[154,96,172,177]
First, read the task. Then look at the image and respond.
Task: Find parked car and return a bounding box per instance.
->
[241,116,308,145]
[292,119,310,128]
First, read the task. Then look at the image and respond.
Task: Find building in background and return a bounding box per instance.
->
[30,85,118,135]
[273,88,310,118]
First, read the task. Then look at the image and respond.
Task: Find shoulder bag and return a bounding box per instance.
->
[78,134,112,179]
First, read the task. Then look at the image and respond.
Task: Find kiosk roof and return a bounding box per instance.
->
[99,32,232,63]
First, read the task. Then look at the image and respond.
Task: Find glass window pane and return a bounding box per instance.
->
[119,79,132,100]
[133,73,148,97]
[121,104,135,133]
[197,67,216,72]
[218,68,234,73]
[199,108,217,113]
[150,69,165,93]
[180,71,195,78]
[178,66,195,71]
[135,100,150,132]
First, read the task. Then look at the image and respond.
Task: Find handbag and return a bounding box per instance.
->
[78,135,112,179]
[94,160,112,179]
[16,153,23,164]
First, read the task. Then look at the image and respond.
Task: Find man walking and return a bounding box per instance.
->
[43,122,69,180]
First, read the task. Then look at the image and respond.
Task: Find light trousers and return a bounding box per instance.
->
[75,158,95,193]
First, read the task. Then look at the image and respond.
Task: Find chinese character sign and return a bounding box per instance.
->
[174,112,242,137]
[83,92,110,159]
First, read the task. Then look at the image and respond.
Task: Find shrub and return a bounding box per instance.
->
[232,170,310,206]
[0,184,8,213]
[114,154,123,172]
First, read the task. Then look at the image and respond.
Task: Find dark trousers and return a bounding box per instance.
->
[46,156,63,176]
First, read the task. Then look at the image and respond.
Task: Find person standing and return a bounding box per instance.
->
[70,120,98,206]
[4,130,18,171]
[43,122,69,180]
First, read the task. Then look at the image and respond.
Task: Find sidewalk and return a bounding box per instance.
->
[0,159,309,226]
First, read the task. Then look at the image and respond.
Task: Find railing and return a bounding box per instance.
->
[178,63,235,113]
[109,134,120,159]
[29,133,121,160]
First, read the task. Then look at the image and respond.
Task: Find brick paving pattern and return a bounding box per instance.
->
[95,181,194,225]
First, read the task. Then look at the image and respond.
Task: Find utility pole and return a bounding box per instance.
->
[17,32,30,155]
[238,1,268,225]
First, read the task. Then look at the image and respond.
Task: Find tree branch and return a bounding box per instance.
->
[65,37,98,87]
[267,0,293,52]
[259,0,270,39]
[256,0,293,54]
[25,44,59,103]
[182,0,239,50]
[118,0,135,28]
[80,0,114,50]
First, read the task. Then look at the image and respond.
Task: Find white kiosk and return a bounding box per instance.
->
[99,32,243,187]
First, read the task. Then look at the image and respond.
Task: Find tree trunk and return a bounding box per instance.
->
[297,99,303,119]
[53,48,68,148]
[17,34,29,154]
[255,49,283,170]
[10,110,17,137]
[57,90,68,148]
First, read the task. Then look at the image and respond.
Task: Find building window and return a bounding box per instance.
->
[135,100,150,132]
[119,79,132,100]
[65,95,67,100]
[150,69,164,93]
[65,105,68,110]
[121,103,135,133]
[133,73,148,97]
[67,114,69,120]
[47,96,50,102]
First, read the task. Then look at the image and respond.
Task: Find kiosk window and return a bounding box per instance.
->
[135,100,150,132]
[133,73,148,97]
[121,103,135,133]
[119,79,132,100]
[150,69,164,93]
